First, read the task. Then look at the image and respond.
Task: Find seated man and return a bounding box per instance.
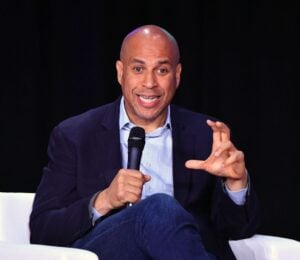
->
[30,24,260,259]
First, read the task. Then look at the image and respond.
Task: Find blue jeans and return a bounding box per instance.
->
[72,193,216,259]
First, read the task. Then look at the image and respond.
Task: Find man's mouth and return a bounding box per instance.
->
[138,95,159,103]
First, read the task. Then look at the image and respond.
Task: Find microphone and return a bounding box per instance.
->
[127,126,145,207]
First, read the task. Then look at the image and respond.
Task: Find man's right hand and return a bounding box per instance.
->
[93,169,151,215]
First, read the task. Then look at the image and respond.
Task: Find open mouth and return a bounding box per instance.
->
[138,95,160,103]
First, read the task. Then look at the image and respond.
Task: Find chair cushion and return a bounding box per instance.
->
[0,242,98,260]
[229,234,300,260]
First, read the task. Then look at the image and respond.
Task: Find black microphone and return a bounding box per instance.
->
[127,126,145,207]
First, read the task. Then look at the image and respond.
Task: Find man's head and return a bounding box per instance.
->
[116,25,182,132]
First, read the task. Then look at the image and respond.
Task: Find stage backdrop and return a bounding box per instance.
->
[1,1,299,241]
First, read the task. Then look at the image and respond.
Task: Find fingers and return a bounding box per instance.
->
[109,169,150,206]
[213,141,243,169]
[214,140,235,157]
[125,171,151,204]
[185,141,234,171]
[185,139,244,176]
[186,119,246,182]
[122,169,149,187]
[207,119,230,143]
[223,150,244,166]
[185,160,205,170]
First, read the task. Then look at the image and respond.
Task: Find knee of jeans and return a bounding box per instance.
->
[145,193,177,210]
[142,193,194,225]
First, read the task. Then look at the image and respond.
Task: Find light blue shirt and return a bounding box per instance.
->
[92,97,247,221]
[119,98,174,199]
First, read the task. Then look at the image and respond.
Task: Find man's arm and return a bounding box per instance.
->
[185,119,260,239]
[30,126,94,246]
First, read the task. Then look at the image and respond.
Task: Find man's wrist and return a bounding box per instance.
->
[93,189,113,216]
[225,169,248,191]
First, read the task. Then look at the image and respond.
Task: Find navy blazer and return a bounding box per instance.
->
[30,98,260,259]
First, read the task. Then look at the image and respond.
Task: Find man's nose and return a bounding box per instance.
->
[142,72,157,88]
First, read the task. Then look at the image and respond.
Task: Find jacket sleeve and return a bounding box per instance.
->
[29,126,95,246]
[210,176,261,240]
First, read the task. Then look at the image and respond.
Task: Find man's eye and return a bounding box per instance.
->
[133,67,143,73]
[157,68,169,74]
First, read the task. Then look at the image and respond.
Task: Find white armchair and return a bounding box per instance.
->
[1,192,300,260]
[0,192,98,260]
[229,234,300,260]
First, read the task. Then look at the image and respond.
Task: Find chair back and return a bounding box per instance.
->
[0,192,35,244]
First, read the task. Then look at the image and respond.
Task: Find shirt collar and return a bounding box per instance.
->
[119,96,172,133]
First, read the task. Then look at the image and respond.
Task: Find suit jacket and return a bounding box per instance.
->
[30,97,260,259]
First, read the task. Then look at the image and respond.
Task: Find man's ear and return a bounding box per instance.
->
[175,63,182,89]
[116,60,123,85]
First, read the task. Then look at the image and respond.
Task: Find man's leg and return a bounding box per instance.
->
[72,193,216,260]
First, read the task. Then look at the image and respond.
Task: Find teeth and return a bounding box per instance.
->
[140,95,156,99]
[139,96,157,103]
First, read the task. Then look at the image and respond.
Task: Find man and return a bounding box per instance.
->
[30,24,260,259]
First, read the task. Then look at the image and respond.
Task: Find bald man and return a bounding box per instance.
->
[30,25,260,260]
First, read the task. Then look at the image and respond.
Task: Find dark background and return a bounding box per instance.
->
[1,1,299,241]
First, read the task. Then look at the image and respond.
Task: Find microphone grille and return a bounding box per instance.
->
[128,126,145,149]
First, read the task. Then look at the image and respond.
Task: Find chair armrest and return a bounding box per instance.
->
[0,242,98,260]
[229,234,300,260]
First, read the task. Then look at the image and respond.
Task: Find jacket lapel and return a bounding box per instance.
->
[94,98,122,186]
[171,107,195,206]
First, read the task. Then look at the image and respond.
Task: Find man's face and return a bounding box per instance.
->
[116,34,182,130]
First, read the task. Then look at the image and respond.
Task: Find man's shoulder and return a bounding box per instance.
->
[171,104,218,125]
[60,103,113,125]
[54,99,120,137]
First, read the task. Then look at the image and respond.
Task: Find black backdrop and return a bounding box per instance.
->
[1,1,299,241]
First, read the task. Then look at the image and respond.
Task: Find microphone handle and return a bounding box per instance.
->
[127,147,142,170]
[127,147,143,207]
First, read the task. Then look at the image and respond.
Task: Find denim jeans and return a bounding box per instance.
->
[72,193,216,260]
